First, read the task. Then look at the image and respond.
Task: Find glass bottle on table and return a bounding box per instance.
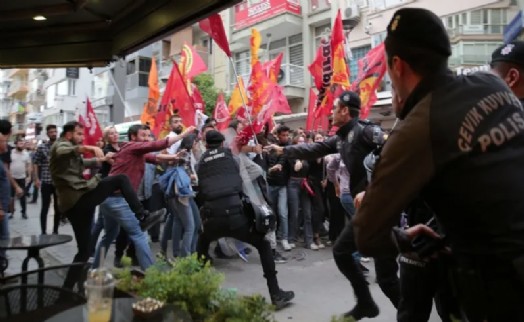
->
[84,249,114,322]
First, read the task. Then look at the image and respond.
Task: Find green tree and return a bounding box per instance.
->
[193,74,219,116]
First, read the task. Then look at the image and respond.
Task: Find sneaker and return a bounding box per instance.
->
[343,302,379,320]
[238,249,249,263]
[281,240,292,251]
[22,213,27,220]
[326,240,333,246]
[271,289,295,310]
[309,243,319,250]
[359,262,370,276]
[140,209,166,231]
[360,257,371,263]
[273,250,287,264]
[288,242,296,249]
[314,237,325,249]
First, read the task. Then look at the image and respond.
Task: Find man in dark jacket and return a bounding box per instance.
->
[267,91,392,320]
[266,125,292,251]
[353,8,524,321]
[197,130,294,309]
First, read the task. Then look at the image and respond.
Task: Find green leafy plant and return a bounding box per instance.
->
[114,255,275,321]
[330,315,356,322]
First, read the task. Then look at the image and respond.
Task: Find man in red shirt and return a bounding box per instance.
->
[92,124,194,269]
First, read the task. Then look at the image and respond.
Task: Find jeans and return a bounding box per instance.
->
[197,209,281,297]
[62,174,145,290]
[89,210,104,256]
[40,183,61,235]
[340,192,356,219]
[287,178,313,245]
[166,197,199,257]
[93,196,154,270]
[13,178,26,215]
[268,185,288,241]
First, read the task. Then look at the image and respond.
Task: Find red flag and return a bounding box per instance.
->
[254,85,289,131]
[306,89,317,131]
[262,53,284,83]
[351,43,387,119]
[331,10,350,87]
[81,99,103,146]
[213,93,230,131]
[199,13,231,57]
[191,84,205,113]
[181,44,207,79]
[249,61,273,116]
[153,64,195,138]
[308,45,326,91]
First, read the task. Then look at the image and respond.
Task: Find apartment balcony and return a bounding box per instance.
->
[125,72,149,101]
[27,89,45,104]
[8,80,28,97]
[448,54,492,68]
[447,25,505,42]
[230,63,306,99]
[231,0,302,47]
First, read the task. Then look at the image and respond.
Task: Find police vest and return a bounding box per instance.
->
[197,147,243,202]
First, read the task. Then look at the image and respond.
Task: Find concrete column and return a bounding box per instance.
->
[111,60,126,124]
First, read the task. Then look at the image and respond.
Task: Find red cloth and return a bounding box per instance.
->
[181,44,208,79]
[109,139,169,192]
[199,14,231,57]
[213,92,230,131]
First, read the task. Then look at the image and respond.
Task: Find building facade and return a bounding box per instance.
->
[216,0,520,127]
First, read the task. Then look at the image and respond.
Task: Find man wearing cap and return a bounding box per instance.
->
[196,130,295,310]
[491,40,524,105]
[352,8,524,321]
[267,91,398,319]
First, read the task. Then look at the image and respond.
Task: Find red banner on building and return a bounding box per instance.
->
[234,0,301,30]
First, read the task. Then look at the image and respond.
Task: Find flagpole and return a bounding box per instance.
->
[228,56,260,147]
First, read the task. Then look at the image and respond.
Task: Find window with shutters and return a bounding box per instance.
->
[349,45,371,83]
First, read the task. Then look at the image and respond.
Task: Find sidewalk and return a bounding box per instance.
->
[5,197,439,322]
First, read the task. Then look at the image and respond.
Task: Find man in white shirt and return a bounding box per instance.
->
[166,114,184,154]
[10,137,31,219]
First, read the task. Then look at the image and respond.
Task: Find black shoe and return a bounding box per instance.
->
[343,302,379,320]
[139,209,166,231]
[22,213,27,219]
[114,256,123,268]
[273,250,287,264]
[271,289,294,310]
[8,214,13,219]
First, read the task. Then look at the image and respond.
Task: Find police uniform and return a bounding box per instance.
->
[491,40,524,104]
[196,130,294,308]
[353,8,524,321]
[283,91,399,319]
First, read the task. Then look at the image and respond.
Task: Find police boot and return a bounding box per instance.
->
[343,300,379,320]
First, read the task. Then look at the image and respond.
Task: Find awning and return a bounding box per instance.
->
[0,0,240,68]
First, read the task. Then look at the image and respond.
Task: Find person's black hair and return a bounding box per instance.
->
[385,37,448,77]
[0,119,12,136]
[127,124,148,141]
[61,121,83,137]
[349,109,360,118]
[202,124,215,134]
[169,113,181,124]
[180,133,197,152]
[205,117,217,125]
[276,125,290,135]
[46,124,57,132]
[228,119,240,131]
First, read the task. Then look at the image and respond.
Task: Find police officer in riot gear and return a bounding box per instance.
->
[359,101,461,322]
[353,8,524,321]
[267,91,400,320]
[196,130,294,309]
[490,40,524,105]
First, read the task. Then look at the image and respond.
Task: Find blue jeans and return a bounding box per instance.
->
[89,210,104,256]
[93,197,154,269]
[340,193,356,219]
[287,178,313,245]
[166,197,198,257]
[268,185,288,241]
